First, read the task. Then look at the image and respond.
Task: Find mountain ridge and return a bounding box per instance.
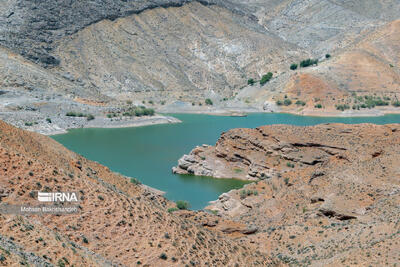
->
[0,0,400,134]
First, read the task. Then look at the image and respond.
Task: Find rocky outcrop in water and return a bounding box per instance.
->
[176,123,400,266]
[173,124,351,180]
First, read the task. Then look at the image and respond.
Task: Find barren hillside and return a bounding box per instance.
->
[250,19,400,116]
[0,120,272,266]
[175,123,400,266]
[55,2,303,101]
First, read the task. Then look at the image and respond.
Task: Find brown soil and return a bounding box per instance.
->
[176,123,400,266]
[0,120,273,266]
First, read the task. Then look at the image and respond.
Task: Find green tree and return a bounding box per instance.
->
[247,78,255,86]
[392,101,400,107]
[86,114,95,121]
[295,100,306,106]
[205,98,213,105]
[300,58,318,68]
[283,99,292,106]
[314,104,322,109]
[260,72,273,85]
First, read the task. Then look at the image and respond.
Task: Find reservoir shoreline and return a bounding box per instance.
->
[52,113,400,209]
[44,107,400,136]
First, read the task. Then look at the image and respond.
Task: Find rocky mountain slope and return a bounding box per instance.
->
[55,2,302,101]
[0,120,272,266]
[174,123,400,266]
[0,0,400,133]
[271,19,400,116]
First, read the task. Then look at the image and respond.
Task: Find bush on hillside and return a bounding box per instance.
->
[336,104,350,111]
[86,114,95,121]
[66,111,89,118]
[392,101,400,107]
[295,100,306,106]
[283,99,292,106]
[260,72,273,86]
[314,103,322,109]
[123,106,155,117]
[176,200,190,210]
[300,58,318,68]
[130,178,140,185]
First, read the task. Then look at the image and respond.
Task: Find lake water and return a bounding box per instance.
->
[52,113,400,209]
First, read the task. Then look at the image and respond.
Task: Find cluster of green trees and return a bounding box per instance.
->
[66,111,85,117]
[247,72,274,86]
[291,58,321,70]
[121,106,155,117]
[205,98,213,105]
[276,98,292,106]
[352,94,392,109]
[300,58,319,68]
[66,112,95,121]
[332,94,400,111]
[336,104,350,111]
[277,98,323,109]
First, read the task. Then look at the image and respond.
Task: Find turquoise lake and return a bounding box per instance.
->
[52,113,400,210]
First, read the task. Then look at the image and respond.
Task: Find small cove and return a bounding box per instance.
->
[52,113,400,209]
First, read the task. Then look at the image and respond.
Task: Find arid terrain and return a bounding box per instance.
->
[175,123,400,266]
[0,120,274,266]
[1,118,398,266]
[1,1,400,266]
[1,0,400,134]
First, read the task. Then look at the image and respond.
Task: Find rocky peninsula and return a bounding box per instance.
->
[174,123,400,266]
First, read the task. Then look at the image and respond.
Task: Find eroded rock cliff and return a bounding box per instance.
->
[175,123,400,266]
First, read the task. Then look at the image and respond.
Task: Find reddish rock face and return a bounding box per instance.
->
[177,123,400,266]
[174,123,389,180]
